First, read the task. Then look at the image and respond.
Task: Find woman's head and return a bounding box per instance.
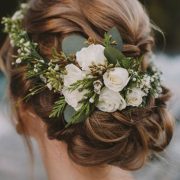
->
[0,0,174,171]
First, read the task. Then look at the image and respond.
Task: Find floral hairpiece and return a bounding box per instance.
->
[2,4,162,127]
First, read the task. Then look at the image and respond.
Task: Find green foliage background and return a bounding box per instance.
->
[0,0,180,54]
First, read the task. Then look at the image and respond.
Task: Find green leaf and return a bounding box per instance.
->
[62,34,88,55]
[104,46,125,65]
[63,105,86,124]
[49,97,66,118]
[121,58,133,69]
[107,27,123,50]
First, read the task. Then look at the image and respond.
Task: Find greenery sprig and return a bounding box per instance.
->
[49,97,67,118]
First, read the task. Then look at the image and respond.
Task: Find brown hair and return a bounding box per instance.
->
[0,0,174,170]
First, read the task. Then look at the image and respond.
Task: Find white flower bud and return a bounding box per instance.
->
[10,40,15,46]
[16,58,22,64]
[21,3,28,9]
[39,60,45,63]
[154,93,159,98]
[40,75,47,83]
[34,68,38,73]
[47,83,53,91]
[157,87,162,93]
[133,78,136,82]
[24,47,31,54]
[93,80,103,94]
[20,39,25,44]
[17,49,21,54]
[54,64,59,71]
[24,41,30,47]
[89,98,95,103]
[151,78,154,82]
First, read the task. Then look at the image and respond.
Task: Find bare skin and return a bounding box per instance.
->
[18,107,134,180]
[37,137,134,180]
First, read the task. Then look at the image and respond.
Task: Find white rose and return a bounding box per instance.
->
[62,88,87,111]
[103,67,130,92]
[96,88,126,112]
[76,44,106,71]
[63,64,85,87]
[126,88,145,107]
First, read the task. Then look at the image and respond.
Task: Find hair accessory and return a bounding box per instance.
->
[2,4,163,127]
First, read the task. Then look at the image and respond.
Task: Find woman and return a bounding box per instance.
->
[0,0,174,180]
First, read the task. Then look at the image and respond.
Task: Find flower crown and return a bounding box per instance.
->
[2,4,162,127]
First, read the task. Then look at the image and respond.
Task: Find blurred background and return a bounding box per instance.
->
[0,0,180,180]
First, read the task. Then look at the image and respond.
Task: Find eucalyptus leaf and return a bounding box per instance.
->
[107,27,123,50]
[63,105,85,124]
[62,34,88,55]
[104,46,125,65]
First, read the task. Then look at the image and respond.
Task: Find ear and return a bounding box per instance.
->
[62,34,88,55]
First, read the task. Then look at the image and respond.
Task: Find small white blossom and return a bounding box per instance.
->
[21,3,28,9]
[157,87,162,93]
[47,83,53,90]
[24,41,31,47]
[54,64,59,71]
[89,98,95,103]
[39,60,45,63]
[24,47,31,54]
[34,68,38,73]
[93,80,103,94]
[143,75,151,87]
[150,77,154,82]
[84,96,88,99]
[16,58,22,64]
[10,40,15,46]
[17,49,21,54]
[144,88,149,94]
[133,78,137,82]
[20,38,25,44]
[40,75,47,83]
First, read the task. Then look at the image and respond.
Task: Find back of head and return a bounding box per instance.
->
[0,0,174,171]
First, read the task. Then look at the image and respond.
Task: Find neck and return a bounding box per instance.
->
[34,129,133,180]
[21,110,133,180]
